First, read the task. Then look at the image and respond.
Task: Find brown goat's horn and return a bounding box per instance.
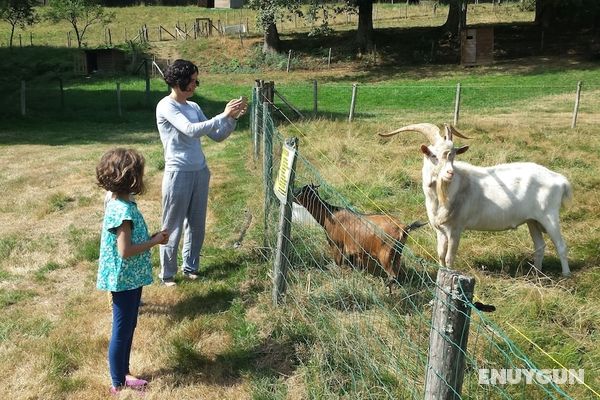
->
[379,123,442,144]
[443,123,471,140]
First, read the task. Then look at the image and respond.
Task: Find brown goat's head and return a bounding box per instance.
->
[293,184,321,208]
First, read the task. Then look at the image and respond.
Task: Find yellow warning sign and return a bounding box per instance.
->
[274,143,296,204]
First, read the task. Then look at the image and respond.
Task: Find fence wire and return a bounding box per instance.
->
[251,88,580,399]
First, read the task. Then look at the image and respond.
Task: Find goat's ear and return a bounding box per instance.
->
[456,145,469,154]
[420,144,433,157]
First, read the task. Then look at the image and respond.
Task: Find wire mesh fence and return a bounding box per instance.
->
[250,86,585,399]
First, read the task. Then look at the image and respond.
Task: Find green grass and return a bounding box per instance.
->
[0,288,36,308]
[34,262,64,282]
[1,21,600,399]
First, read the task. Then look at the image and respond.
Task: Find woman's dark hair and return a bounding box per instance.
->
[96,148,145,195]
[163,59,198,90]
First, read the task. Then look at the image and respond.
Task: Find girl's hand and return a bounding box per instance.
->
[151,230,170,245]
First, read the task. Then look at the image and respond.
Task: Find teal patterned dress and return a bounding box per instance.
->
[97,199,154,292]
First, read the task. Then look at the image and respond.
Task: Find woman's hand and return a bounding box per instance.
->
[224,96,248,119]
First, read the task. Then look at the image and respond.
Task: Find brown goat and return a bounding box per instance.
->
[293,184,426,284]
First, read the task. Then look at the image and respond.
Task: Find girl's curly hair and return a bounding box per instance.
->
[96,148,145,195]
[163,59,198,90]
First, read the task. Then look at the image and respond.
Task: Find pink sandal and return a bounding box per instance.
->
[125,376,148,390]
[109,386,122,395]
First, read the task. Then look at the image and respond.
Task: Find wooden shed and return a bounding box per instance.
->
[74,48,126,75]
[461,26,494,66]
[214,0,243,9]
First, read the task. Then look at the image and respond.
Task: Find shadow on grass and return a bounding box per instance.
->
[282,23,599,79]
[0,46,250,145]
[148,335,299,387]
[171,287,238,318]
[0,87,232,146]
[473,253,586,277]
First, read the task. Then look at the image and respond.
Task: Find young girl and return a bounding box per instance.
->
[96,148,169,394]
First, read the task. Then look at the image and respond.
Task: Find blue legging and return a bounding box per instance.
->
[109,287,142,387]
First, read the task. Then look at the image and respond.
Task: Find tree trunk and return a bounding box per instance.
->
[443,0,467,36]
[262,19,280,53]
[356,0,373,52]
[73,24,82,48]
[9,24,15,48]
[535,0,552,28]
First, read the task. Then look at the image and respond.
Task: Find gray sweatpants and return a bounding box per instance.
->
[159,168,210,280]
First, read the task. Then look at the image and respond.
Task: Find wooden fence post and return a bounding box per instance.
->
[58,78,64,110]
[144,59,150,107]
[349,83,358,122]
[328,47,332,68]
[425,268,475,400]
[571,81,582,129]
[272,137,299,305]
[116,82,122,117]
[20,80,26,116]
[453,82,461,127]
[262,101,274,246]
[286,50,292,73]
[253,80,262,161]
[313,79,318,117]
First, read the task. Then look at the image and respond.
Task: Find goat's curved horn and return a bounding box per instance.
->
[379,123,442,144]
[443,123,471,140]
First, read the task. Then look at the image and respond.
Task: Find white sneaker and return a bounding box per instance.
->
[183,272,199,280]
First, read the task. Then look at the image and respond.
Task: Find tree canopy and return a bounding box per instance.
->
[44,0,115,48]
[0,0,38,48]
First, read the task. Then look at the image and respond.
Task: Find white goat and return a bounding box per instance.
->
[380,123,572,276]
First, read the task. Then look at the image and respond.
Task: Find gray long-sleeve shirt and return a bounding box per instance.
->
[156,96,237,172]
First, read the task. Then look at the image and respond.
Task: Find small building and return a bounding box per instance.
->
[461,26,494,66]
[214,0,243,9]
[74,48,127,75]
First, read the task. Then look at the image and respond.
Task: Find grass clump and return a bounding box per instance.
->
[0,288,36,308]
[34,262,64,282]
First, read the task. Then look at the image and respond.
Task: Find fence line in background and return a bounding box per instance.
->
[10,77,597,130]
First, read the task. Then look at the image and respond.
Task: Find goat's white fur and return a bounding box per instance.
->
[382,123,572,276]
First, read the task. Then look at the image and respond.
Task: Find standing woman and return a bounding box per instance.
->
[156,59,247,286]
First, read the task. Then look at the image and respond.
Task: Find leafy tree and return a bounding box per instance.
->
[307,0,374,52]
[0,0,39,48]
[45,0,115,48]
[247,0,302,54]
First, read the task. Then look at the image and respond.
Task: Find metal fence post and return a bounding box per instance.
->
[349,83,358,122]
[571,81,582,129]
[20,81,26,117]
[453,82,461,127]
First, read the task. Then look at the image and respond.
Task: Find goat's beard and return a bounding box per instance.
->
[436,177,451,206]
